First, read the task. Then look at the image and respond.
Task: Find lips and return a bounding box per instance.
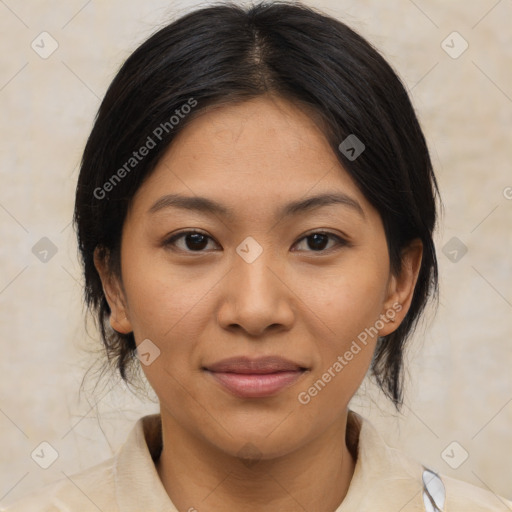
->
[203,356,308,398]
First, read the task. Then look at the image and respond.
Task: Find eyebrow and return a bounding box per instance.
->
[148,192,365,220]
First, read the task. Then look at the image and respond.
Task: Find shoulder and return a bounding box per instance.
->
[441,473,512,511]
[352,412,511,511]
[0,414,163,512]
[392,448,512,511]
[393,449,512,511]
[0,456,117,512]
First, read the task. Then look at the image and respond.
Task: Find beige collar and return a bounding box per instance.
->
[114,410,425,512]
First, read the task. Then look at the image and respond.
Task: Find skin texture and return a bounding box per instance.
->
[95,95,423,512]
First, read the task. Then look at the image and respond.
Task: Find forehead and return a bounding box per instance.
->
[130,95,373,220]
[162,95,338,177]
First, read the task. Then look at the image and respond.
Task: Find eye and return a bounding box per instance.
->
[292,231,348,253]
[163,230,349,254]
[164,230,218,252]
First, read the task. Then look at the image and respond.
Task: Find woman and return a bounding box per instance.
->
[4,1,511,510]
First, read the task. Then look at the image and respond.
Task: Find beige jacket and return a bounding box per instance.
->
[2,410,511,511]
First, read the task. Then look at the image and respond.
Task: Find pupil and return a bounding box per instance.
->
[309,234,328,251]
[187,233,208,250]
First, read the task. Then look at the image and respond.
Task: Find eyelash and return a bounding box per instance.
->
[163,230,350,254]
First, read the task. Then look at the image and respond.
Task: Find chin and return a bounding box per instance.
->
[205,415,313,460]
[221,433,304,463]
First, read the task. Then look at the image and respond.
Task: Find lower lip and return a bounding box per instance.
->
[206,370,305,398]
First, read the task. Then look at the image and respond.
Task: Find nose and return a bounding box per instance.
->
[216,246,295,337]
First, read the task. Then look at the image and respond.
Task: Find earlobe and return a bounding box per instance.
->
[379,239,423,337]
[93,247,133,334]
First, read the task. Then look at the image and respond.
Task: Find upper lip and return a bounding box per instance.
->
[204,356,307,374]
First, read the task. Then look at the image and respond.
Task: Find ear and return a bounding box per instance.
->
[378,238,423,337]
[93,247,133,334]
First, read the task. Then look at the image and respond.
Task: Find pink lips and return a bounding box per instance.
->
[204,356,307,398]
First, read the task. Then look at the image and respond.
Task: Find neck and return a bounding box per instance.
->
[155,410,357,512]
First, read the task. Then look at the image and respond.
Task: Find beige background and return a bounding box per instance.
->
[1,0,511,506]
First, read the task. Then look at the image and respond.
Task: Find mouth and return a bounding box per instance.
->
[203,356,309,398]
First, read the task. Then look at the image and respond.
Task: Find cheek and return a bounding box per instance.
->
[312,256,389,339]
[300,251,389,393]
[121,257,215,402]
[120,245,220,360]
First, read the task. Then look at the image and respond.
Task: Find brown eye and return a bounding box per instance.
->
[293,232,348,253]
[164,231,217,252]
[306,233,330,251]
[183,233,209,251]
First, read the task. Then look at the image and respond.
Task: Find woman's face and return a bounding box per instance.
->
[98,95,420,459]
